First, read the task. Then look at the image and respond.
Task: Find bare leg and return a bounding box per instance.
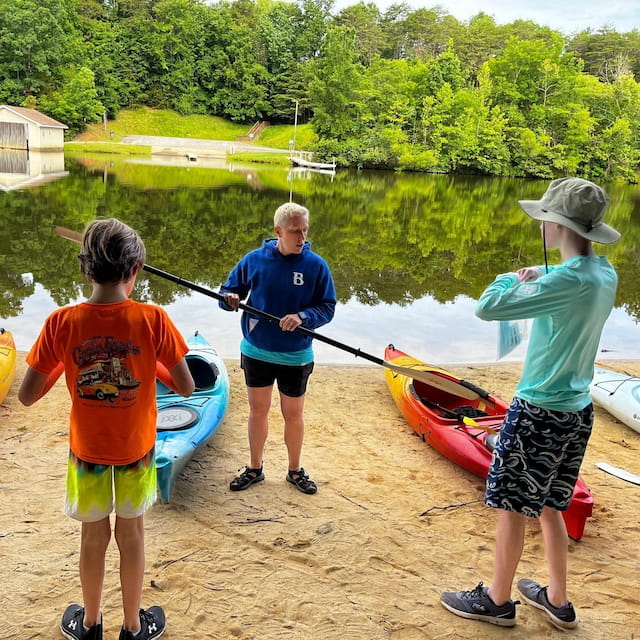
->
[115,514,145,632]
[247,386,273,469]
[488,509,526,605]
[79,518,111,626]
[540,506,569,605]
[280,392,306,471]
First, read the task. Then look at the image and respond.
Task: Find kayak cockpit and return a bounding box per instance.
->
[156,354,219,396]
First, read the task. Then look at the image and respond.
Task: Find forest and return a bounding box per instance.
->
[1,0,640,179]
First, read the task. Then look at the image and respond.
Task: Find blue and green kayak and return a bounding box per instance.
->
[155,331,229,503]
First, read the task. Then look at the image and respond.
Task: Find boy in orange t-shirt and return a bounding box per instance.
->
[19,219,195,640]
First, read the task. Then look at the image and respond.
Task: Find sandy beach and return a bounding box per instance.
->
[1,353,639,640]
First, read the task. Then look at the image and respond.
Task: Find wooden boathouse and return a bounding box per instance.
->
[0,105,67,151]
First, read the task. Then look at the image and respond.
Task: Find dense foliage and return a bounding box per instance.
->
[1,0,639,179]
[3,160,639,321]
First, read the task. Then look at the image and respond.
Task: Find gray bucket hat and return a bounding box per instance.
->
[519,177,620,244]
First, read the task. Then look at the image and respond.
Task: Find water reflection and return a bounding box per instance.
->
[2,153,640,362]
[0,150,68,191]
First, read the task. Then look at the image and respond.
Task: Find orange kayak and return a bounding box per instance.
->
[0,328,17,404]
[384,344,593,541]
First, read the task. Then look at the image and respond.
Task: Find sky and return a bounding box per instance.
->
[333,0,640,35]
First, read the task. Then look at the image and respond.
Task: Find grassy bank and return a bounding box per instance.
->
[65,141,151,155]
[77,107,248,142]
[74,107,316,158]
[227,152,290,166]
[257,123,315,150]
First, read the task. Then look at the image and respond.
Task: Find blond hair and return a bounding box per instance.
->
[274,202,309,228]
[78,218,145,284]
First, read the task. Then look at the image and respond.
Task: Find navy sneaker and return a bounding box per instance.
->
[60,605,102,640]
[118,607,166,640]
[517,579,579,629]
[441,582,519,627]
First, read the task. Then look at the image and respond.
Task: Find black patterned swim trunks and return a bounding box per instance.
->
[485,397,593,517]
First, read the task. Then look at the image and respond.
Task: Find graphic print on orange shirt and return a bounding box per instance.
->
[73,336,141,405]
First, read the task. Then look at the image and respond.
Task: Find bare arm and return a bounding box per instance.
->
[167,359,195,397]
[19,362,64,406]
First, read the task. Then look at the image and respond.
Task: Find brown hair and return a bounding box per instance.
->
[78,218,145,284]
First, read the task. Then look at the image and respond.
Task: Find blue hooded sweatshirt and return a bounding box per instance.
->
[219,239,336,364]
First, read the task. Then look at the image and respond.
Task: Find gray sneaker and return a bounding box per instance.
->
[441,582,519,627]
[517,579,579,629]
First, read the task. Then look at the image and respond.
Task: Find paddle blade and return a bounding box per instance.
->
[383,360,479,400]
[53,225,82,244]
[462,415,498,434]
[596,462,640,485]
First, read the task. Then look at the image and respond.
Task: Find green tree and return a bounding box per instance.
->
[295,0,333,60]
[145,0,208,113]
[415,42,467,97]
[587,73,640,179]
[308,25,364,139]
[37,66,104,135]
[567,27,640,81]
[75,6,131,117]
[195,2,271,121]
[379,2,411,60]
[403,6,459,59]
[111,0,158,107]
[334,2,384,65]
[0,0,83,103]
[458,12,502,78]
[420,81,509,175]
[487,35,570,113]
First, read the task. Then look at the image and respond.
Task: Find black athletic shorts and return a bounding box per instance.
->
[240,354,314,398]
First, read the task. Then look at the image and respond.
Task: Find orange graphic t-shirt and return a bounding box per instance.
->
[26,300,188,465]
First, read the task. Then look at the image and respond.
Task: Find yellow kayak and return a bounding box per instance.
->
[0,328,17,404]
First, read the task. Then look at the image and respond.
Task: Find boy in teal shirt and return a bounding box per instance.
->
[441,178,619,629]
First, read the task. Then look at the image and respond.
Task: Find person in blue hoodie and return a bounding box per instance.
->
[441,178,619,630]
[220,202,336,494]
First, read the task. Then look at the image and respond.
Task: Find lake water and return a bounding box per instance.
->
[2,151,640,365]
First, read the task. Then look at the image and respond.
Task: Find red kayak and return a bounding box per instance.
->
[384,345,593,541]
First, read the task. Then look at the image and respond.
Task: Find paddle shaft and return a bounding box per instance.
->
[144,267,490,396]
[53,225,399,369]
[53,225,496,396]
[145,265,392,365]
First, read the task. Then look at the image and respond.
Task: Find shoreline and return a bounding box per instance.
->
[2,354,639,639]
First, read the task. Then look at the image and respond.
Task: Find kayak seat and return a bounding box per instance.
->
[453,405,490,419]
[187,356,219,392]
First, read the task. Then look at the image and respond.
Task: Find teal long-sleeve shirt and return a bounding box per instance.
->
[475,255,617,411]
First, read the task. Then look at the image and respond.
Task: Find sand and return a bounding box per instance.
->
[1,354,639,640]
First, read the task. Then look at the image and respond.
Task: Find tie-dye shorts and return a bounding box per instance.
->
[485,397,593,517]
[65,448,157,522]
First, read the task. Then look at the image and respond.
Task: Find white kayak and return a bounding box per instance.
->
[590,366,640,434]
